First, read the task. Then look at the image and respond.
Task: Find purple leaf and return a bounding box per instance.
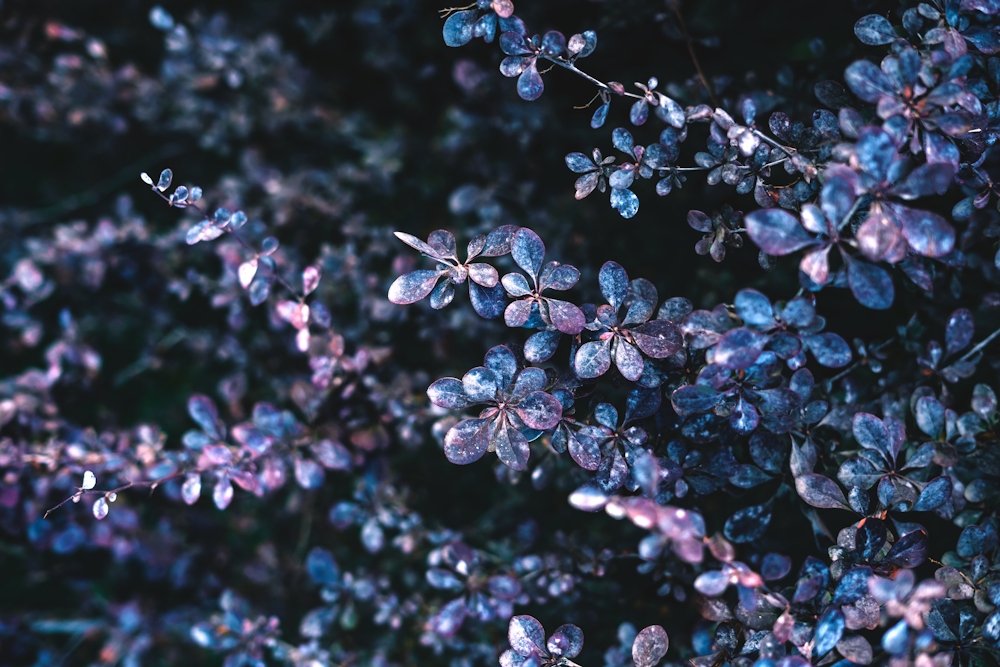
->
[915,396,945,439]
[539,262,580,291]
[795,473,850,510]
[524,330,562,363]
[672,384,720,415]
[891,204,955,257]
[548,624,584,658]
[213,475,234,509]
[884,529,928,567]
[890,163,955,199]
[181,474,201,505]
[500,30,531,56]
[713,328,768,370]
[481,225,518,257]
[509,615,547,657]
[444,418,492,465]
[854,14,896,45]
[614,339,645,381]
[189,394,224,440]
[432,598,468,637]
[854,127,895,182]
[694,570,730,596]
[838,457,882,489]
[306,547,340,586]
[599,261,629,311]
[802,333,852,368]
[813,608,845,657]
[295,458,325,489]
[735,289,775,327]
[515,391,563,430]
[428,377,471,409]
[596,446,628,493]
[463,367,498,402]
[624,387,662,424]
[568,479,611,511]
[632,320,683,358]
[761,553,792,580]
[565,427,600,470]
[844,60,892,104]
[311,440,352,470]
[470,281,506,319]
[517,62,544,101]
[443,9,477,47]
[547,299,586,334]
[832,566,872,605]
[846,256,893,310]
[632,625,669,667]
[505,299,533,327]
[730,395,760,435]
[468,263,499,287]
[511,228,545,279]
[388,270,443,305]
[853,413,890,457]
[745,209,818,255]
[575,339,611,378]
[493,418,530,470]
[724,501,772,542]
[856,517,887,559]
[613,127,635,153]
[540,30,566,56]
[610,187,639,218]
[92,496,109,520]
[911,475,951,512]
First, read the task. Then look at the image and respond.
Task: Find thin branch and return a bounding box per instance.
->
[539,54,644,100]
[44,469,190,518]
[667,0,719,108]
[958,325,1000,363]
[826,337,896,385]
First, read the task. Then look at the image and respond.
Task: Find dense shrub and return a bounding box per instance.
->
[2,1,1000,666]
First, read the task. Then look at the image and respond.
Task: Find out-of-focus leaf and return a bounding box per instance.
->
[745,209,818,255]
[844,60,891,104]
[761,553,792,580]
[724,501,772,543]
[945,308,974,356]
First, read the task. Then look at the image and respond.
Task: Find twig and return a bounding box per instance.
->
[44,469,189,518]
[827,337,896,385]
[668,0,719,108]
[538,55,644,100]
[958,325,1000,363]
